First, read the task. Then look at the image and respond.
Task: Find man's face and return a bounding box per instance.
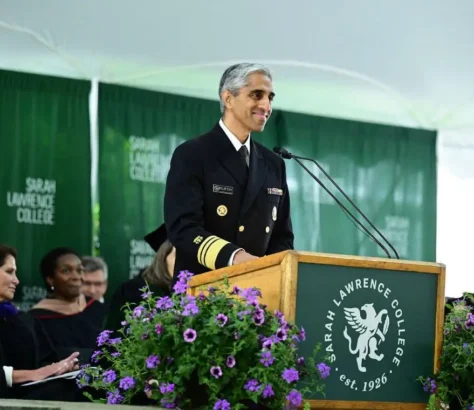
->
[82,269,107,301]
[224,72,274,133]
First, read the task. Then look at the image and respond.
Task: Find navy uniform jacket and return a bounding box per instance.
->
[164,123,294,280]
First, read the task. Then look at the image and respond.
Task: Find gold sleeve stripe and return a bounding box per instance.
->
[197,236,218,266]
[197,235,230,270]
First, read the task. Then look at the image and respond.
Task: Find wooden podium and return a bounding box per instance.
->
[188,250,445,410]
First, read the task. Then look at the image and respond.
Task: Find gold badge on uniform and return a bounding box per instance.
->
[272,206,277,221]
[217,205,228,217]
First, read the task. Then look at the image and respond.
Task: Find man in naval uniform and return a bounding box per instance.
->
[164,63,294,282]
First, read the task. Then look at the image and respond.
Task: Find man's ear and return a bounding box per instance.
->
[222,90,233,110]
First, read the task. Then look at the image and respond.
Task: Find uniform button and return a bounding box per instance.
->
[265,226,270,233]
[239,225,245,232]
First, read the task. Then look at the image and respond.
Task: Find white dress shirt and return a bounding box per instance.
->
[218,119,250,265]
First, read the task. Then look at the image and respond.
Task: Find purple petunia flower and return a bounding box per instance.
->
[182,302,199,316]
[296,357,305,366]
[299,327,306,341]
[91,350,102,363]
[141,290,153,299]
[146,355,160,369]
[198,292,207,301]
[249,300,260,308]
[178,270,193,282]
[133,306,145,318]
[317,362,331,379]
[226,356,236,368]
[184,328,197,342]
[210,366,223,379]
[106,389,124,405]
[111,352,121,358]
[244,379,261,392]
[214,399,231,410]
[109,337,121,345]
[216,313,228,327]
[156,296,174,310]
[208,286,217,294]
[286,390,302,406]
[262,384,274,398]
[241,287,262,302]
[76,374,90,390]
[253,314,265,326]
[466,313,474,329]
[120,320,127,326]
[231,285,241,295]
[234,332,239,340]
[260,351,274,367]
[159,382,175,394]
[173,280,188,294]
[119,376,135,391]
[276,327,287,341]
[103,369,117,384]
[161,398,175,409]
[237,310,252,320]
[282,368,299,383]
[97,330,112,346]
[262,335,279,349]
[423,377,437,394]
[155,323,163,335]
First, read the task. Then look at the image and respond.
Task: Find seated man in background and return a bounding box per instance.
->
[81,256,108,303]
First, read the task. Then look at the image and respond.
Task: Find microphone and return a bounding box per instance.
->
[273,146,399,259]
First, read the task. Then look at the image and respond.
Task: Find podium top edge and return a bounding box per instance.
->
[188,250,445,288]
[295,251,445,269]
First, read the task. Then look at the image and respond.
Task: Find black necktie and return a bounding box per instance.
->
[238,145,249,185]
[238,145,249,168]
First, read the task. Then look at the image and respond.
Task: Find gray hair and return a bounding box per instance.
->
[82,256,108,280]
[218,63,272,113]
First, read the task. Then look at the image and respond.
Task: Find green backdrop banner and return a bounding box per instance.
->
[98,85,437,296]
[98,85,217,295]
[0,70,92,310]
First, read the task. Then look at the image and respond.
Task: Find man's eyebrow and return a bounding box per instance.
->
[249,89,276,98]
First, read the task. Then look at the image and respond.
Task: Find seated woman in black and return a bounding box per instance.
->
[29,247,106,361]
[0,244,79,400]
[104,223,175,333]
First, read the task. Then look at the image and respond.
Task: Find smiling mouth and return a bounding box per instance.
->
[253,113,267,120]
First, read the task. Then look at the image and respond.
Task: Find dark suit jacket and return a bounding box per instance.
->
[164,122,294,280]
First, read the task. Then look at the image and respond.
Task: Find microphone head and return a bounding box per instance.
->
[273,146,292,159]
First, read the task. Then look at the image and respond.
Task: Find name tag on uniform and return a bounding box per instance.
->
[267,187,283,196]
[213,184,234,195]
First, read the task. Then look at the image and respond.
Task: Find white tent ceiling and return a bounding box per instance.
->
[1,0,474,130]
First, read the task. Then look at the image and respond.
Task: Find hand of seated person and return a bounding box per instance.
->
[31,352,80,381]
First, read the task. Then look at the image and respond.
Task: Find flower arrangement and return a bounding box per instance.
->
[78,271,331,409]
[419,294,474,410]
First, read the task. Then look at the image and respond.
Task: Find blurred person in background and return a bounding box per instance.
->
[0,244,80,401]
[81,256,108,303]
[103,223,175,334]
[29,247,106,361]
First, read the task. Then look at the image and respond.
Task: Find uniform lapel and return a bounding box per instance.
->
[212,124,248,188]
[240,141,267,217]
